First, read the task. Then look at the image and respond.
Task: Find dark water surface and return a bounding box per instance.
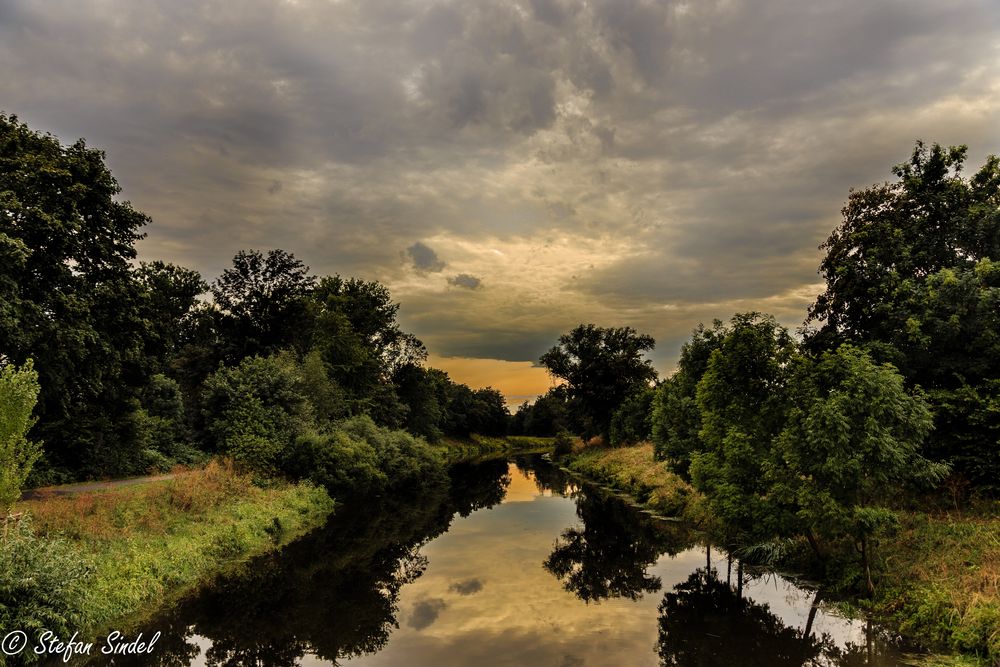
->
[101,456,916,666]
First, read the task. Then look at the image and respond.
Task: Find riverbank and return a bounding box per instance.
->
[434,434,554,462]
[4,461,334,646]
[559,443,1000,666]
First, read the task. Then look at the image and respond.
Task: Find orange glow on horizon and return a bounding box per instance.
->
[426,355,560,408]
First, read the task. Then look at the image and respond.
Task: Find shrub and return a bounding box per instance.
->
[201,355,314,471]
[0,517,94,644]
[553,430,575,457]
[337,416,446,494]
[285,430,386,497]
[0,359,42,515]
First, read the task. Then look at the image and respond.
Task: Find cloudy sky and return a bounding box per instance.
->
[3,0,998,403]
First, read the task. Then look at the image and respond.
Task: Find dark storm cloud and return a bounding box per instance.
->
[408,598,447,631]
[407,242,447,273]
[448,273,482,289]
[1,0,997,366]
[449,578,484,595]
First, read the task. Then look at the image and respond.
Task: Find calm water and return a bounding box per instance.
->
[96,456,916,666]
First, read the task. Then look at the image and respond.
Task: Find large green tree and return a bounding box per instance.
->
[809,142,999,351]
[0,114,151,477]
[136,260,208,373]
[540,324,657,440]
[690,313,797,549]
[212,249,316,362]
[770,345,945,593]
[806,142,1000,488]
[307,275,425,425]
[651,320,727,475]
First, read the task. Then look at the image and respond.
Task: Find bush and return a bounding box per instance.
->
[0,518,94,645]
[553,430,575,457]
[285,430,386,498]
[337,416,446,493]
[201,355,314,471]
[0,359,42,514]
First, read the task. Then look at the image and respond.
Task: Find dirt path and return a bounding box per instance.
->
[19,473,178,501]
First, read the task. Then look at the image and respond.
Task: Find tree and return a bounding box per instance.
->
[806,142,1000,489]
[510,386,573,436]
[609,386,655,446]
[540,324,657,440]
[770,345,945,593]
[1,114,151,477]
[393,364,449,442]
[212,249,316,361]
[651,320,727,474]
[307,275,425,423]
[808,142,999,352]
[689,313,797,549]
[136,261,208,372]
[0,359,41,516]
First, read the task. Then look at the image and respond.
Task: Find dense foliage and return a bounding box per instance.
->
[540,324,657,440]
[807,142,1000,490]
[0,115,510,486]
[0,519,94,645]
[1,114,151,478]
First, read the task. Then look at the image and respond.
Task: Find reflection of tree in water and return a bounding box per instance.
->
[657,567,903,667]
[544,491,694,603]
[102,459,516,667]
[512,455,578,496]
[448,458,511,516]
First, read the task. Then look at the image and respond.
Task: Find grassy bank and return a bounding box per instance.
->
[871,506,1000,664]
[561,443,1000,665]
[433,434,554,462]
[4,461,334,644]
[562,443,706,521]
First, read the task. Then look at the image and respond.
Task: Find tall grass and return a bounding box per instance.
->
[565,442,704,519]
[8,461,333,642]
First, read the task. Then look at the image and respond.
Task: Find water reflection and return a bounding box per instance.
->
[544,492,694,602]
[96,478,462,666]
[657,568,902,667]
[87,457,914,667]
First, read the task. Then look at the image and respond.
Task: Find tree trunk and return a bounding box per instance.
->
[806,528,825,563]
[737,560,743,600]
[804,589,823,638]
[861,536,875,597]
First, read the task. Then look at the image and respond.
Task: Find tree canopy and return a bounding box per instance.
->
[540,324,656,440]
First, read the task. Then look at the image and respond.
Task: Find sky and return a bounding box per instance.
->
[2,0,998,404]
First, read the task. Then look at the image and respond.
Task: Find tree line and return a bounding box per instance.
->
[521,141,999,591]
[0,113,508,495]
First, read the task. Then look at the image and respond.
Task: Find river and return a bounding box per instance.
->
[95,455,918,666]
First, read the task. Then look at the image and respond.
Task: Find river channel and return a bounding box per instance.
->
[95,455,917,666]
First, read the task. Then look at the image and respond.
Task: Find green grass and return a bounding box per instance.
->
[563,443,706,520]
[12,461,334,638]
[869,504,1000,665]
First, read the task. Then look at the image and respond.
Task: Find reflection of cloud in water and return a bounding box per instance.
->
[449,579,484,595]
[500,469,548,503]
[408,598,447,630]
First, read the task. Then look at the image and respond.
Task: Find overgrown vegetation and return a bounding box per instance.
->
[564,443,703,520]
[0,359,41,516]
[5,462,333,649]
